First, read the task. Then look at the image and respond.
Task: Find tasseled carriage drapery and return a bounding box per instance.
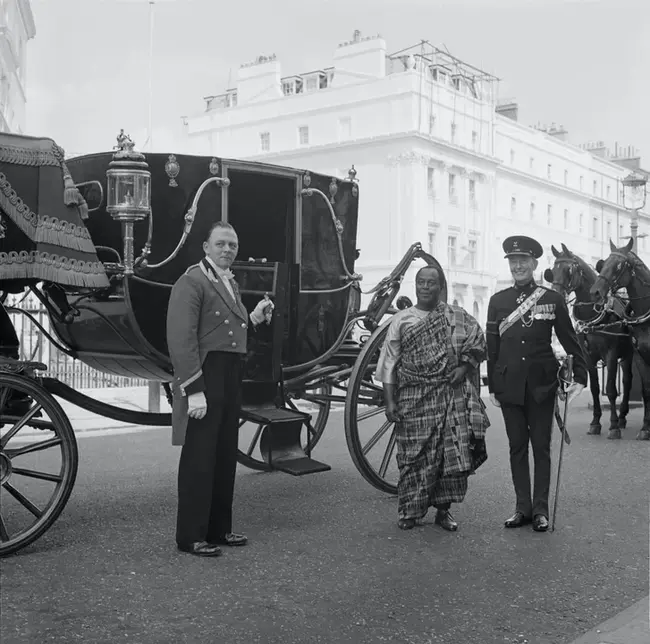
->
[0,133,109,289]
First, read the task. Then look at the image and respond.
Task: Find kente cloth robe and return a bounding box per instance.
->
[376,304,490,519]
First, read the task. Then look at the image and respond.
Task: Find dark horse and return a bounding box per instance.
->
[590,238,650,440]
[545,244,634,438]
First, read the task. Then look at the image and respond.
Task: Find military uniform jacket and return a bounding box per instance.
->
[166,261,250,445]
[486,282,588,406]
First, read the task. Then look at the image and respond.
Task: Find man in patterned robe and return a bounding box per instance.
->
[376,266,490,531]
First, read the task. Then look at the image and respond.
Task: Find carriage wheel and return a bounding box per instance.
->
[236,383,332,471]
[344,320,398,494]
[0,372,78,557]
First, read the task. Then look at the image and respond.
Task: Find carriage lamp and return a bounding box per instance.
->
[106,131,151,274]
[622,172,647,250]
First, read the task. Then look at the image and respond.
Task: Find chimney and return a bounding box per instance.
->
[236,54,282,105]
[332,31,386,87]
[496,100,518,121]
[581,140,609,159]
[547,123,569,143]
[611,143,642,171]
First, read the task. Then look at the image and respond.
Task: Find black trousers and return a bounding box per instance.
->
[500,384,555,518]
[176,351,244,546]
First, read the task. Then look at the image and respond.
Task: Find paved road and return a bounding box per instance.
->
[1,401,648,644]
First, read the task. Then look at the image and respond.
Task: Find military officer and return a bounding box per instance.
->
[166,221,273,557]
[486,235,587,532]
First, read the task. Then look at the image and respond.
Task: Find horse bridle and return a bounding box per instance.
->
[595,251,634,293]
[551,258,584,294]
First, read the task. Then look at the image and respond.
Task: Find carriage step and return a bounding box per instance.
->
[271,457,331,476]
[249,407,331,476]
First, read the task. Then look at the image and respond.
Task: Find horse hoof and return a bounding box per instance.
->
[636,430,650,441]
[607,429,621,440]
[587,425,602,435]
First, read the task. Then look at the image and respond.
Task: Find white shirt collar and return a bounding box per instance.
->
[204,256,234,280]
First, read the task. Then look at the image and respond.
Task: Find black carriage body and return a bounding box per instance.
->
[57,153,359,383]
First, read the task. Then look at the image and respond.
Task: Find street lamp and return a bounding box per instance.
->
[622,171,647,251]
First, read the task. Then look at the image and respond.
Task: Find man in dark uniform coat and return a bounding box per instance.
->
[166,221,273,557]
[486,235,587,532]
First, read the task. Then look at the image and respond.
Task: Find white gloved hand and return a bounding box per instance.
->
[187,392,207,419]
[250,296,274,326]
[565,382,585,405]
[489,393,501,408]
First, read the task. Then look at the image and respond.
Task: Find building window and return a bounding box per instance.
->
[298,126,309,146]
[428,231,436,256]
[447,236,457,267]
[547,164,552,180]
[564,170,568,186]
[606,185,611,200]
[511,196,517,215]
[619,224,625,241]
[473,301,480,320]
[530,202,535,220]
[468,179,476,207]
[510,149,515,165]
[429,114,436,135]
[606,220,612,240]
[451,123,457,143]
[529,157,534,171]
[592,217,598,238]
[448,173,457,203]
[593,179,598,195]
[579,175,584,190]
[305,76,318,91]
[471,131,478,150]
[579,212,584,234]
[564,209,569,229]
[282,80,295,95]
[338,117,351,141]
[427,167,436,197]
[547,204,552,226]
[467,239,477,269]
[260,132,270,152]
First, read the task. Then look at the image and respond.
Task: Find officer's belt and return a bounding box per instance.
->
[499,287,546,336]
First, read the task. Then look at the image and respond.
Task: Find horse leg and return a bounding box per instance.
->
[605,357,621,439]
[618,355,633,430]
[633,349,650,440]
[587,366,602,435]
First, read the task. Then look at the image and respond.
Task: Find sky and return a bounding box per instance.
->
[25,0,650,162]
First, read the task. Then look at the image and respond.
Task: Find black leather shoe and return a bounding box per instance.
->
[532,515,549,532]
[177,541,222,557]
[398,518,416,530]
[504,512,533,528]
[435,510,458,532]
[212,532,248,547]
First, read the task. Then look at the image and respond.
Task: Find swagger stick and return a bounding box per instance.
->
[551,354,574,532]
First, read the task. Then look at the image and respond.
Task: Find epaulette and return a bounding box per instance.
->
[183,263,201,276]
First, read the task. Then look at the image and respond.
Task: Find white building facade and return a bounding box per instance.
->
[182,32,649,322]
[0,0,35,133]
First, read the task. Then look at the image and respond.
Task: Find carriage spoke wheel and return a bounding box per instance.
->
[345,322,398,494]
[236,383,332,471]
[0,372,78,557]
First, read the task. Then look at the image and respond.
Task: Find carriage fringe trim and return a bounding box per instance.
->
[0,141,66,168]
[0,172,96,253]
[0,250,110,288]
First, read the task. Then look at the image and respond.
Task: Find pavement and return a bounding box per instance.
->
[2,386,648,643]
[566,596,648,644]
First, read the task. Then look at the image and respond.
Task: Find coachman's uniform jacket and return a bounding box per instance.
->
[166,261,249,445]
[486,282,588,405]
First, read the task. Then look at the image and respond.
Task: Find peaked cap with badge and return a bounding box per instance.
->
[502,235,544,259]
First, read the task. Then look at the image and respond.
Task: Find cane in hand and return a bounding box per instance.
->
[551,354,573,532]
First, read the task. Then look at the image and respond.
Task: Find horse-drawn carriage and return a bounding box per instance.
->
[0,131,444,556]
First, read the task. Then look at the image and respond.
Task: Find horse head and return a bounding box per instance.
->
[590,238,635,304]
[544,243,585,297]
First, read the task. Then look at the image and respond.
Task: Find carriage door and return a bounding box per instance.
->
[222,163,297,264]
